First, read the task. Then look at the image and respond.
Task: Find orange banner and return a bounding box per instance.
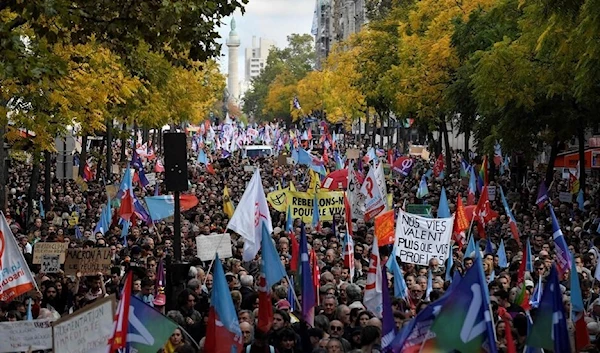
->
[375,210,395,246]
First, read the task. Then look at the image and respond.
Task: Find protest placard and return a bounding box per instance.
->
[244,165,256,172]
[196,233,233,261]
[395,210,453,266]
[146,172,157,186]
[487,185,497,201]
[33,242,68,264]
[346,148,360,159]
[406,204,433,218]
[52,295,116,353]
[41,254,60,273]
[287,190,345,223]
[0,319,53,353]
[559,192,573,203]
[64,248,111,276]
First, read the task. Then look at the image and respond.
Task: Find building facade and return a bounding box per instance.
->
[245,36,276,83]
[312,0,368,68]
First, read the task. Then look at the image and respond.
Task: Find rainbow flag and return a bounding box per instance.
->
[479,155,488,186]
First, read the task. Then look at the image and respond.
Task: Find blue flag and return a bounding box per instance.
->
[466,235,477,259]
[445,252,454,282]
[549,205,572,276]
[261,223,287,288]
[299,224,315,325]
[286,205,293,232]
[526,238,534,272]
[485,238,493,255]
[438,187,450,218]
[121,220,130,246]
[430,256,497,353]
[416,175,429,199]
[144,196,176,221]
[425,269,433,300]
[570,253,584,316]
[381,265,396,350]
[287,276,296,312]
[527,265,571,353]
[75,226,83,240]
[197,150,208,164]
[312,193,320,227]
[497,239,507,268]
[26,298,33,321]
[39,197,45,219]
[577,189,585,210]
[386,254,408,300]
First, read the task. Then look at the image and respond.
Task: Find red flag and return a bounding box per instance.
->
[154,159,165,173]
[515,241,530,311]
[109,271,133,350]
[499,309,517,353]
[290,232,299,272]
[433,154,444,177]
[257,275,273,332]
[452,194,469,248]
[575,312,591,351]
[310,249,320,304]
[474,186,498,238]
[206,163,216,175]
[180,194,199,211]
[322,151,329,164]
[83,163,94,181]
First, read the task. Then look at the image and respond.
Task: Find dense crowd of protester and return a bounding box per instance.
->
[1,132,600,353]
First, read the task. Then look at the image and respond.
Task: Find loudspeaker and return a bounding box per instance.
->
[163,133,188,191]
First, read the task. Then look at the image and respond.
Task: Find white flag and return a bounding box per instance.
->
[364,237,383,317]
[375,163,389,211]
[361,166,386,221]
[227,169,273,261]
[0,212,37,302]
[347,161,365,220]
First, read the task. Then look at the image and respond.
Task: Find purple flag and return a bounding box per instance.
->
[536,181,549,209]
[549,205,572,276]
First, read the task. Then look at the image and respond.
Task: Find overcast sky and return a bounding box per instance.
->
[216,0,315,78]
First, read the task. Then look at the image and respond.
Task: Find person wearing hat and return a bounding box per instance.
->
[276,299,299,324]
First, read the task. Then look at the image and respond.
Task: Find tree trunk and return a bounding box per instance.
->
[96,138,105,182]
[44,151,51,211]
[27,151,41,225]
[158,129,162,155]
[78,135,88,178]
[142,127,149,143]
[464,127,470,160]
[106,119,113,182]
[371,111,376,147]
[0,124,6,210]
[120,122,127,162]
[441,121,452,175]
[578,118,586,193]
[545,137,559,187]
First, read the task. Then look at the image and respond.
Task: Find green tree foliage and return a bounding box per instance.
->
[243,34,316,121]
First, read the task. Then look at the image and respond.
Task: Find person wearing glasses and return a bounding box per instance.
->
[329,320,352,351]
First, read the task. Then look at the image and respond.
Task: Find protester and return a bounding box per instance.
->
[1,122,599,353]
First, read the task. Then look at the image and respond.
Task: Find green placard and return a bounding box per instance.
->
[407,204,433,218]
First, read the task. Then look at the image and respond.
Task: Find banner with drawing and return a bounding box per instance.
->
[394,210,454,266]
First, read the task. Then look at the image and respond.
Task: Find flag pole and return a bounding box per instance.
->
[284,274,302,311]
[202,233,228,287]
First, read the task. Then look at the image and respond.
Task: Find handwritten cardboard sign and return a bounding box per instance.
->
[196,234,233,261]
[64,248,111,276]
[0,319,52,353]
[33,242,68,264]
[52,295,116,353]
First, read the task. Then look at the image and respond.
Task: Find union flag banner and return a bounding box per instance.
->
[0,212,37,302]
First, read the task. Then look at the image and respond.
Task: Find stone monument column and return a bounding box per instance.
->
[226,18,241,103]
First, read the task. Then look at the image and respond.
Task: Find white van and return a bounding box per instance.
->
[243,145,273,158]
